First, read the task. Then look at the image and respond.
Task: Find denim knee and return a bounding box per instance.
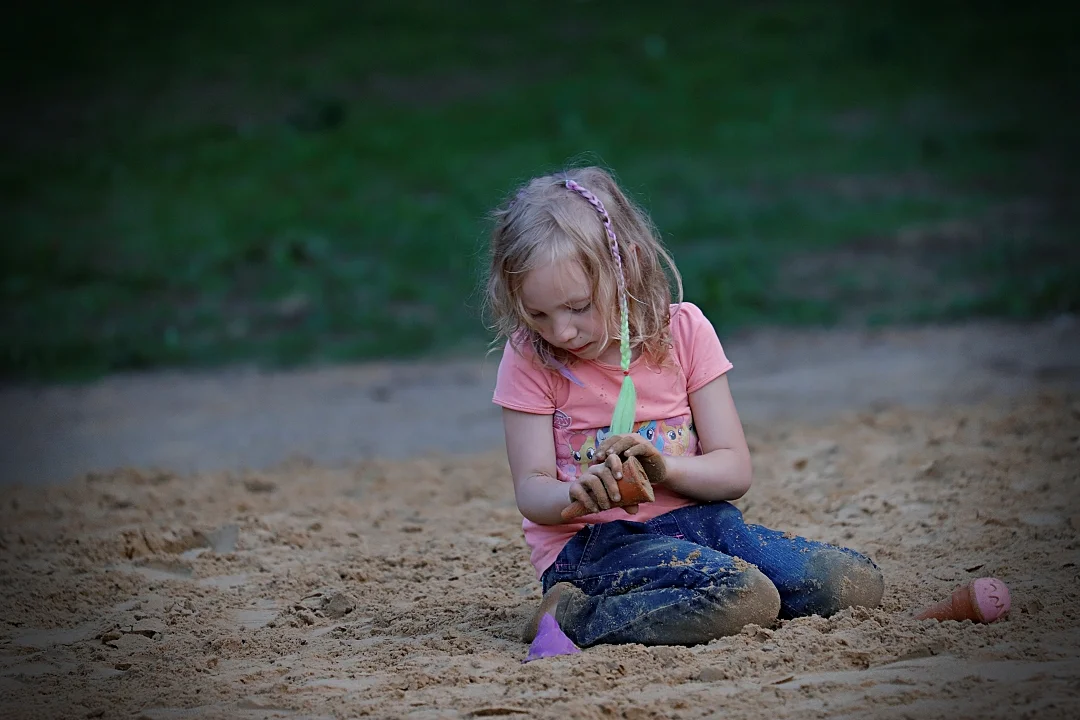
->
[658,565,781,645]
[707,565,781,633]
[790,549,884,619]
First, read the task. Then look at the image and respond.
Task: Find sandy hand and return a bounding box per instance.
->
[596,433,667,487]
[561,456,655,521]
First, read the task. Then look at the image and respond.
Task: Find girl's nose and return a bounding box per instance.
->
[555,321,577,344]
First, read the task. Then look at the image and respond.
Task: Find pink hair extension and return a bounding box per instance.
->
[564,180,629,347]
[564,179,636,433]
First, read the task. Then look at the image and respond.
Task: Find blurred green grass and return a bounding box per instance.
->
[2,1,1078,380]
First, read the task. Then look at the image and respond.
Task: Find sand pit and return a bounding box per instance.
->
[2,388,1078,719]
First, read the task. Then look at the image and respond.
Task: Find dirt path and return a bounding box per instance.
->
[2,319,1078,487]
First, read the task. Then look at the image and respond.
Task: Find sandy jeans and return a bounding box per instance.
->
[542,501,881,646]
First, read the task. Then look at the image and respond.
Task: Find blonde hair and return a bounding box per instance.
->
[484,166,683,371]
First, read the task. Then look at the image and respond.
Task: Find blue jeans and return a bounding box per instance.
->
[541,501,881,647]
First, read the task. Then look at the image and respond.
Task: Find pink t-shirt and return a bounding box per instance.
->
[492,302,734,578]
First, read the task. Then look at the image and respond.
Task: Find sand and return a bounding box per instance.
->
[2,387,1078,719]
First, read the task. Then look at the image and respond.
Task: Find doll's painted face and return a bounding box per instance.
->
[520,257,615,363]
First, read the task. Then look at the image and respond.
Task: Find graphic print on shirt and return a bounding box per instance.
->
[635,420,661,449]
[597,420,661,450]
[552,410,574,469]
[658,417,691,455]
[553,414,697,482]
[568,432,598,466]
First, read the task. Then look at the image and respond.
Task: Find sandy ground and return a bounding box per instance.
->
[1,321,1079,719]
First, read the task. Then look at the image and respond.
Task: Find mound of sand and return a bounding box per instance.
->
[1,393,1078,719]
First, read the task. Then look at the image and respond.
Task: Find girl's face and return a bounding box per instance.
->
[520,257,614,363]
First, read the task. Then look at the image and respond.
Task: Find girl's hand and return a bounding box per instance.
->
[596,433,668,486]
[567,454,640,516]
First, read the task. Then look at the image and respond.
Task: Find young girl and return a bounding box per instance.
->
[485,166,884,647]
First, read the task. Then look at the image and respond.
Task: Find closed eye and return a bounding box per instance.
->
[526,303,589,318]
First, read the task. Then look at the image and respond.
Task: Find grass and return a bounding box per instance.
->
[2,1,1078,381]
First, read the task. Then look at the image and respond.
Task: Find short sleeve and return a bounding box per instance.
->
[671,303,733,394]
[492,340,558,414]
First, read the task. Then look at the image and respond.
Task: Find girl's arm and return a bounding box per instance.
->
[663,373,753,501]
[502,408,575,525]
[597,373,752,502]
[504,408,635,524]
